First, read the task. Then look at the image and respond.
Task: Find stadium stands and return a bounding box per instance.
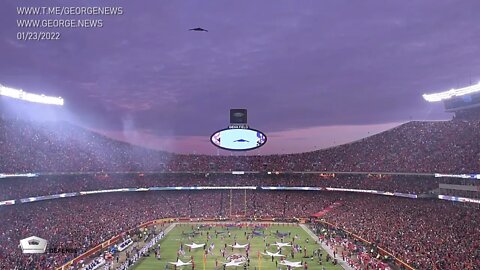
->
[312,223,390,269]
[0,173,442,201]
[1,118,480,269]
[1,119,480,173]
[1,192,479,270]
[321,194,480,270]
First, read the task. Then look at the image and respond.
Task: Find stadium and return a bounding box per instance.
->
[1,82,480,270]
[1,1,480,270]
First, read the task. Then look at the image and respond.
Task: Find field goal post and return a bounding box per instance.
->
[229,189,248,219]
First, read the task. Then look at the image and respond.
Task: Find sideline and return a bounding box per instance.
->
[299,224,355,270]
[112,223,176,269]
[164,223,176,235]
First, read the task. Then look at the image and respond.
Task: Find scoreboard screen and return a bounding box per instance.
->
[211,128,267,151]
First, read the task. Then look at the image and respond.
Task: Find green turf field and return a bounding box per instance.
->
[133,224,343,270]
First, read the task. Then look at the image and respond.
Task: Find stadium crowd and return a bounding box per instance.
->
[1,191,479,270]
[322,195,480,270]
[313,223,391,270]
[1,119,480,174]
[0,173,444,201]
[1,118,480,270]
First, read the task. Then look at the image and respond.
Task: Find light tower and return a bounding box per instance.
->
[0,84,64,106]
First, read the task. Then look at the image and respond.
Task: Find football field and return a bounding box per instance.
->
[133,223,343,270]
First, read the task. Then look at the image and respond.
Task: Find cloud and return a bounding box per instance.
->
[1,0,477,149]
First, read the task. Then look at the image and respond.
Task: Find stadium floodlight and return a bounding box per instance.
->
[422,82,480,102]
[0,84,64,106]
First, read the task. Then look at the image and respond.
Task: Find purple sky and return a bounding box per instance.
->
[1,0,480,154]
